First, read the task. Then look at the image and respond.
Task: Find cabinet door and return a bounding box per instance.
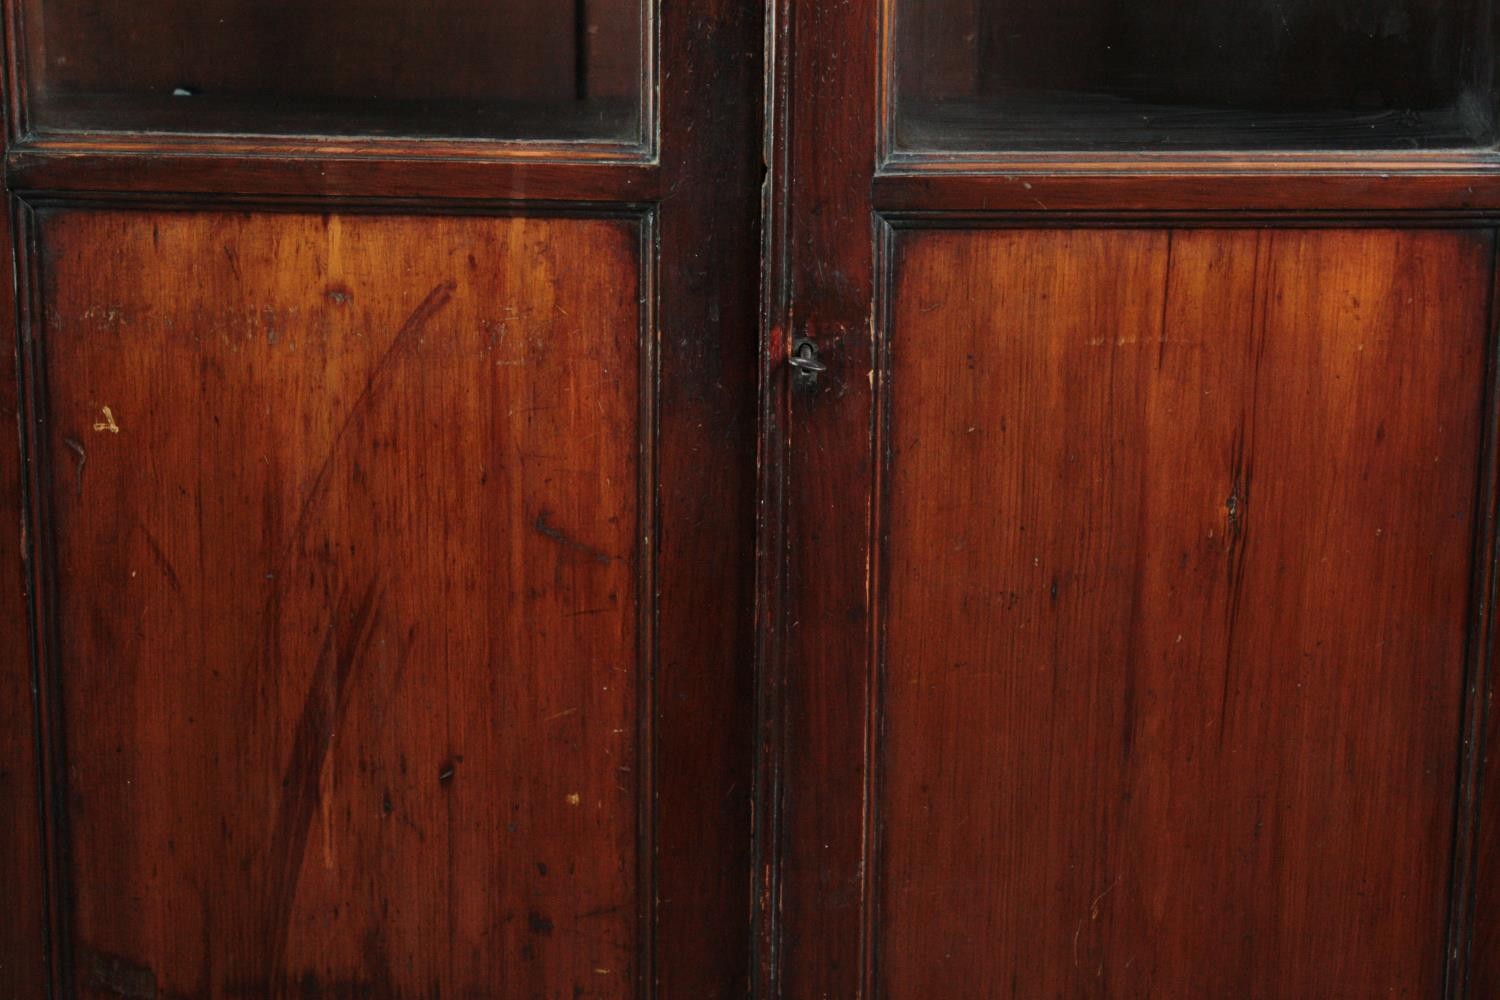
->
[763,1,1500,997]
[0,2,760,998]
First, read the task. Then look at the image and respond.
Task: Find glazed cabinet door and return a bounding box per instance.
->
[761,1,1500,996]
[0,2,761,998]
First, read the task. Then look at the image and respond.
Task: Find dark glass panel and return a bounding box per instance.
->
[24,0,645,144]
[894,0,1497,152]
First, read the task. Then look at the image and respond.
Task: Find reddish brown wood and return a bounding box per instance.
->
[12,0,1500,995]
[874,162,1500,216]
[31,211,645,997]
[876,226,1491,997]
[2,0,763,992]
[765,2,1500,995]
[6,149,659,203]
[767,0,881,995]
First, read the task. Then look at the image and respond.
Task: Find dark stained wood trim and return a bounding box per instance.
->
[1449,238,1500,999]
[651,0,762,993]
[860,216,897,1000]
[0,85,46,1000]
[1478,372,1500,995]
[6,149,660,204]
[636,210,660,1000]
[767,0,881,997]
[874,0,895,165]
[884,152,1500,173]
[875,169,1500,216]
[881,212,1500,228]
[753,0,793,992]
[13,196,67,1000]
[10,193,654,219]
[1,0,27,141]
[17,134,650,163]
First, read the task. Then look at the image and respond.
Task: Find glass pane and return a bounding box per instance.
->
[894,0,1497,152]
[24,0,645,144]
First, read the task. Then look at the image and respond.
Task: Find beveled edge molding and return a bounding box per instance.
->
[875,165,1500,217]
[858,213,897,1000]
[1444,231,1500,1000]
[5,147,662,204]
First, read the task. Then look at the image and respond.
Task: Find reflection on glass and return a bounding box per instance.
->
[25,0,645,143]
[894,0,1497,152]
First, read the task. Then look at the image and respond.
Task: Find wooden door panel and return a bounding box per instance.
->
[875,227,1493,997]
[34,210,648,998]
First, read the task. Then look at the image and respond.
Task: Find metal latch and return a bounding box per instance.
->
[788,338,826,380]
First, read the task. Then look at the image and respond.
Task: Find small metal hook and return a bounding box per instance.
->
[788,338,826,375]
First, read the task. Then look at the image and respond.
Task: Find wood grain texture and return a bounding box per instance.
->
[1,0,763,991]
[6,150,661,202]
[875,227,1494,998]
[32,209,647,998]
[651,0,763,993]
[766,0,1500,994]
[771,0,881,993]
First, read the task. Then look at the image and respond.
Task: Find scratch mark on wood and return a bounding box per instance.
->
[246,280,455,707]
[1090,876,1121,920]
[534,510,613,565]
[263,578,383,985]
[64,437,86,497]
[93,405,120,433]
[285,281,455,559]
[139,523,182,593]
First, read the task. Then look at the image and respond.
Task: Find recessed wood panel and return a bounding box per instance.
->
[33,210,646,998]
[877,228,1493,997]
